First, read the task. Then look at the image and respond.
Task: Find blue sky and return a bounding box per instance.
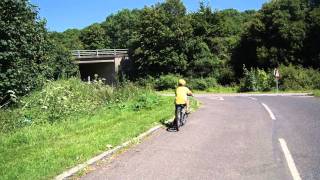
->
[29,0,268,32]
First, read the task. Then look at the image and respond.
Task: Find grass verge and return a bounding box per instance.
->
[313,90,320,97]
[0,93,178,179]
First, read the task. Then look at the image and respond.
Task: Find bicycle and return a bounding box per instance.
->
[175,104,188,131]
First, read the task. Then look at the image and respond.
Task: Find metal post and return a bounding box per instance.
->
[77,50,80,58]
[276,78,279,93]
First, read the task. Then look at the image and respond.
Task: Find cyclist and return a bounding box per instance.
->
[175,79,193,114]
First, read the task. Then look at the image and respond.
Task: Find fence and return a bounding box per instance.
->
[71,49,128,58]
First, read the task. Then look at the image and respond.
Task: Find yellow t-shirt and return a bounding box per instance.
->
[175,86,192,105]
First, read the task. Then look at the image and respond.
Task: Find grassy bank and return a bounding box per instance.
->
[0,79,183,179]
[313,90,320,97]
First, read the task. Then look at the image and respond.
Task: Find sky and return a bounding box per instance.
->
[29,0,269,32]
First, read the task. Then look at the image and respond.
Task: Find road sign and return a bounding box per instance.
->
[274,68,280,93]
[274,68,280,79]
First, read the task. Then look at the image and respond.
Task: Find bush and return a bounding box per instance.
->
[153,75,218,91]
[279,65,320,90]
[19,78,114,124]
[0,78,112,132]
[217,66,236,85]
[239,66,273,92]
[0,79,163,133]
[131,93,159,111]
[154,74,180,90]
[188,77,218,90]
[135,76,156,88]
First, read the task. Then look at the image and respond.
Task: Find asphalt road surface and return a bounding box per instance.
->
[80,95,320,180]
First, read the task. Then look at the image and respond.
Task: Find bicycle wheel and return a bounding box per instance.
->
[175,106,181,131]
[175,108,180,131]
[182,111,187,126]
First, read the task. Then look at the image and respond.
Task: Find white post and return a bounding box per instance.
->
[276,78,279,93]
[274,68,280,93]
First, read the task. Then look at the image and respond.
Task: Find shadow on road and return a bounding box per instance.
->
[159,119,178,132]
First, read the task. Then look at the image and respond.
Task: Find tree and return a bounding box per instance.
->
[303,7,320,68]
[0,0,79,102]
[0,0,50,98]
[232,0,309,76]
[185,38,221,77]
[130,0,192,77]
[102,9,141,48]
[80,23,108,49]
[49,29,84,50]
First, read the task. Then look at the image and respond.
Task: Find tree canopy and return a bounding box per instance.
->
[0,0,77,99]
[1,0,320,99]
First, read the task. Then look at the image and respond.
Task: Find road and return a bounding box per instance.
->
[80,95,320,180]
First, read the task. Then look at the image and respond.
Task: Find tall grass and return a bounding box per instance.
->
[0,78,176,179]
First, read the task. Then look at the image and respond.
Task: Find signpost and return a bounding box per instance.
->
[274,68,280,93]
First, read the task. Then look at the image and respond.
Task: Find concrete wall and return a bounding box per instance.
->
[77,56,129,85]
[79,62,116,85]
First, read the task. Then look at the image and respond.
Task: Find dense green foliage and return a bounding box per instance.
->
[0,0,78,104]
[48,0,320,91]
[239,66,274,92]
[49,29,83,50]
[279,64,320,90]
[80,23,108,49]
[1,0,319,102]
[0,78,164,133]
[232,0,320,75]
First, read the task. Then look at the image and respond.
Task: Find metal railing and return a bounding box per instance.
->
[71,49,128,58]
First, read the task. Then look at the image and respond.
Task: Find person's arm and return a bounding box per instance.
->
[187,88,193,96]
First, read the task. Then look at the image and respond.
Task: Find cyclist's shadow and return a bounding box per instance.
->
[160,119,178,132]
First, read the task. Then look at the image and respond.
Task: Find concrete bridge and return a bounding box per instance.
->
[72,49,128,84]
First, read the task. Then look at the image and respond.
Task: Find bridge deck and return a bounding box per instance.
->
[71,49,128,59]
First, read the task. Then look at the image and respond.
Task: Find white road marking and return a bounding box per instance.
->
[248,97,257,101]
[209,97,224,101]
[261,103,276,120]
[279,138,302,180]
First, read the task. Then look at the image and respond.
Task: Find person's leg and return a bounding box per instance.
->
[186,100,190,113]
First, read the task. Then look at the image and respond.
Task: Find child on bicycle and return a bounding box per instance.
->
[175,79,193,113]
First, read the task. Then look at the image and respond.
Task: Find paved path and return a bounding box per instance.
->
[80,95,320,180]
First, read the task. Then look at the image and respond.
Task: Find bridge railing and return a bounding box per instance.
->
[71,49,128,58]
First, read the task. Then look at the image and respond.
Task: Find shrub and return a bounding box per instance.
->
[154,74,180,90]
[0,78,112,132]
[19,78,114,124]
[135,76,156,89]
[131,93,159,111]
[188,77,218,90]
[0,79,163,133]
[279,64,320,90]
[239,66,273,92]
[217,66,236,85]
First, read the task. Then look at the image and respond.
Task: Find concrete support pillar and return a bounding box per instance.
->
[114,57,122,73]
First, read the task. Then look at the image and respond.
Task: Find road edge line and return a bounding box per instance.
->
[278,138,302,180]
[261,103,276,120]
[55,118,174,180]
